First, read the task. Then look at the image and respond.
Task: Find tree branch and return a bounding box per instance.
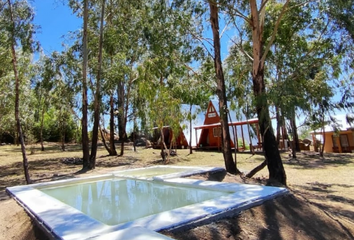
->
[261,0,291,64]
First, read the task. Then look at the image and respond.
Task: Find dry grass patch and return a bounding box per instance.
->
[1,143,354,240]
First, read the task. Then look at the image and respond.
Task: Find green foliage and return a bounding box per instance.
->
[32,107,78,142]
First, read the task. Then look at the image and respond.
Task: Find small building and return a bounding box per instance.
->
[311,126,354,153]
[151,126,189,149]
[194,101,262,152]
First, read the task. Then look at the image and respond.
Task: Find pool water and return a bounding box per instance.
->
[40,178,231,226]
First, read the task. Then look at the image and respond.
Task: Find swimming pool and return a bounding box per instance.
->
[7,166,288,240]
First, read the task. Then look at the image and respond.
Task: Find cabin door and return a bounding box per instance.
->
[340,134,350,153]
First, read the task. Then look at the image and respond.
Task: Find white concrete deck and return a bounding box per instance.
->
[6,166,288,240]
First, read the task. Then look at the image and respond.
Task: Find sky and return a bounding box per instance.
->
[32,1,81,54]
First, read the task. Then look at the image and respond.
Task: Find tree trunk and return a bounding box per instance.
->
[160,128,169,163]
[250,0,286,185]
[290,114,300,152]
[253,71,287,185]
[209,1,239,174]
[99,127,111,153]
[246,160,267,178]
[89,0,106,168]
[8,0,31,184]
[61,123,65,151]
[117,79,126,156]
[81,0,90,170]
[109,93,117,155]
[320,121,325,158]
[189,103,193,154]
[275,105,281,144]
[40,106,45,151]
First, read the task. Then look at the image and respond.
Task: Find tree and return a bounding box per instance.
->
[89,0,106,167]
[224,0,289,184]
[3,0,38,184]
[81,0,90,170]
[33,54,55,151]
[208,1,240,174]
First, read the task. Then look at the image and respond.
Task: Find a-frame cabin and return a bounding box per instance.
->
[151,126,189,149]
[194,101,235,150]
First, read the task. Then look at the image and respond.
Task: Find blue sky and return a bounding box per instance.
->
[33,1,81,54]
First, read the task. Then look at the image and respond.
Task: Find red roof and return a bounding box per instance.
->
[194,118,259,130]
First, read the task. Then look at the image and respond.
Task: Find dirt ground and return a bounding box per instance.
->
[1,143,354,240]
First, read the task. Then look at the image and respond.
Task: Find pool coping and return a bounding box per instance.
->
[6,166,288,240]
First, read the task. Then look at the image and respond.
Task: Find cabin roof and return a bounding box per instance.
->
[194,118,259,130]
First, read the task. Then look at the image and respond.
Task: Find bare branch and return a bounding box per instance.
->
[227,34,254,62]
[258,0,270,15]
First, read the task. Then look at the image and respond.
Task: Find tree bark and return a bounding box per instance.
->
[250,0,286,185]
[8,0,31,184]
[275,105,281,144]
[40,106,45,151]
[246,160,267,178]
[89,0,106,168]
[81,0,90,170]
[189,104,193,154]
[117,79,126,156]
[209,1,239,174]
[290,115,300,152]
[109,93,117,155]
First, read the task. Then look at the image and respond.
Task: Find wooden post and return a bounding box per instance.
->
[241,125,245,151]
[195,129,198,149]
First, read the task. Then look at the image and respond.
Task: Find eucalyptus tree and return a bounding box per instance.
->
[33,51,79,150]
[2,0,38,184]
[135,0,206,161]
[175,75,212,154]
[325,0,354,113]
[223,0,291,185]
[33,54,55,151]
[88,0,106,167]
[263,2,340,159]
[0,46,16,141]
[208,1,241,174]
[81,0,90,169]
[103,0,148,156]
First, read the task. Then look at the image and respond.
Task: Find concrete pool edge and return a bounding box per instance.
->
[113,165,225,180]
[6,166,288,240]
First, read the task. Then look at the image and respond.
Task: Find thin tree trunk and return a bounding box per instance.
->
[89,0,106,168]
[160,128,169,163]
[289,118,297,159]
[209,1,239,174]
[246,160,267,178]
[228,112,238,168]
[117,79,126,156]
[81,0,90,170]
[99,127,111,153]
[276,105,281,144]
[109,93,117,155]
[61,124,65,151]
[8,0,30,184]
[189,103,193,154]
[40,106,45,151]
[290,112,300,152]
[320,117,325,158]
